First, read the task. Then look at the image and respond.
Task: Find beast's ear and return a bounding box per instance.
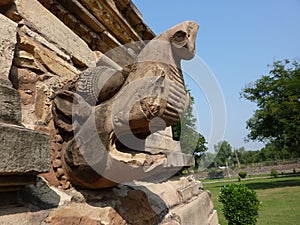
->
[170,30,188,48]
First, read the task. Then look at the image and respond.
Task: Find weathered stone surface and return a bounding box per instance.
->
[0,206,49,225]
[0,123,50,174]
[17,33,80,78]
[177,179,203,202]
[58,0,106,34]
[38,0,135,67]
[79,0,142,44]
[19,24,71,62]
[133,176,203,209]
[47,216,105,225]
[14,49,47,73]
[32,183,157,225]
[0,175,218,224]
[21,177,69,208]
[9,30,82,127]
[6,0,96,67]
[9,67,37,105]
[208,210,219,225]
[0,13,17,80]
[170,191,216,225]
[117,189,157,225]
[145,127,181,154]
[0,79,22,124]
[114,0,155,40]
[45,203,126,224]
[133,176,216,225]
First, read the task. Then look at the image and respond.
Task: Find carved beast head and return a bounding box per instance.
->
[52,21,199,189]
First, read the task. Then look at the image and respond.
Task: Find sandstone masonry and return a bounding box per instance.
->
[0,1,218,224]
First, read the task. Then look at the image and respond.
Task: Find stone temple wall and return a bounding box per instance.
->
[1,0,154,132]
[0,0,218,224]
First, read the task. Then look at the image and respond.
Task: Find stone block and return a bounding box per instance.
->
[44,188,157,225]
[145,127,194,168]
[45,203,125,225]
[19,24,71,62]
[164,152,194,167]
[170,191,217,225]
[0,13,17,80]
[16,33,80,78]
[0,205,48,225]
[0,123,50,174]
[133,176,202,209]
[177,181,202,202]
[145,127,180,154]
[0,79,21,125]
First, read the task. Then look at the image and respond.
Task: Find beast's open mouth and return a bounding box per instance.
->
[110,133,167,168]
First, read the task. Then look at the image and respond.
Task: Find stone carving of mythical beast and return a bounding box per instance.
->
[51,21,199,189]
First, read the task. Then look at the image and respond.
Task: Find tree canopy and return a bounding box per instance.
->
[213,140,232,166]
[172,92,208,166]
[241,60,300,156]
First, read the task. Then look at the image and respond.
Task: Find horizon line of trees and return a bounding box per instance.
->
[176,59,299,169]
[205,140,299,169]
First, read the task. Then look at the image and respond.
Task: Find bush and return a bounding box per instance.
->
[271,169,279,178]
[238,171,247,179]
[181,169,189,175]
[219,183,261,225]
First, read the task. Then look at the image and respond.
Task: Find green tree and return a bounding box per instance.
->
[234,147,246,165]
[193,133,208,168]
[260,143,294,161]
[213,140,232,166]
[241,60,300,156]
[172,92,208,166]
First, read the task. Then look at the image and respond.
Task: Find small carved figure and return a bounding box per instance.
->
[52,21,199,189]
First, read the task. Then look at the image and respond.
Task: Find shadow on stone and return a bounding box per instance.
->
[20,176,60,210]
[79,184,169,225]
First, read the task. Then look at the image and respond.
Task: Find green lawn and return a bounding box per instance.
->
[203,176,300,225]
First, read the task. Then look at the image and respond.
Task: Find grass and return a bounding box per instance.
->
[203,176,300,225]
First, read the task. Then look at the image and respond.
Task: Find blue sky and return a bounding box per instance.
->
[132,0,300,152]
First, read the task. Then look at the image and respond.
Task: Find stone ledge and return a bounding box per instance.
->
[168,191,217,225]
[0,123,50,174]
[114,0,155,40]
[0,176,218,224]
[0,175,36,192]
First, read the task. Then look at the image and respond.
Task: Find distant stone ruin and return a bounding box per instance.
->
[0,0,219,224]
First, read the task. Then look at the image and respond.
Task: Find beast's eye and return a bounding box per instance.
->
[173,31,187,41]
